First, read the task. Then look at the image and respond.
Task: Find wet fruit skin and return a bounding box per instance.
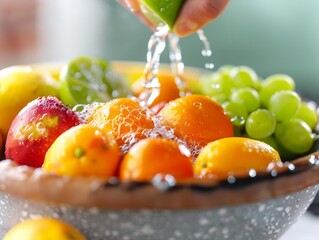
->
[3,217,86,240]
[159,94,234,153]
[120,138,194,182]
[194,137,281,180]
[5,96,81,168]
[87,98,155,151]
[43,124,121,179]
[0,66,58,138]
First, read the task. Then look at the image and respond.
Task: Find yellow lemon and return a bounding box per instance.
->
[194,137,281,180]
[3,217,86,240]
[0,66,58,138]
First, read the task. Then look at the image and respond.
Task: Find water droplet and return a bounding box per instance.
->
[178,144,191,157]
[205,63,215,70]
[193,101,203,109]
[271,169,278,177]
[201,49,212,57]
[249,169,257,178]
[231,116,245,127]
[197,29,214,70]
[227,175,236,184]
[285,162,296,171]
[151,173,176,191]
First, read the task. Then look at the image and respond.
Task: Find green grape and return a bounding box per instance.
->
[260,136,280,152]
[254,78,263,92]
[268,90,301,122]
[230,87,260,113]
[199,72,233,103]
[260,74,295,107]
[260,136,296,160]
[275,118,314,154]
[222,101,248,127]
[229,66,259,89]
[296,102,318,130]
[245,109,276,139]
[217,65,234,75]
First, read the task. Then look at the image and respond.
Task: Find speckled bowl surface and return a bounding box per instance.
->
[0,62,319,239]
[0,152,319,240]
[0,185,317,240]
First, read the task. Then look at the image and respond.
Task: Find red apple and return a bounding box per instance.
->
[5,96,81,167]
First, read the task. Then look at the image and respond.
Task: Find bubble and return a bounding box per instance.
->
[249,169,257,178]
[151,173,176,191]
[73,102,102,123]
[227,175,236,184]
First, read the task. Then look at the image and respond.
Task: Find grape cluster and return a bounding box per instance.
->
[198,65,318,160]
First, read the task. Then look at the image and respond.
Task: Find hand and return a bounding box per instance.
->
[117,0,157,31]
[118,0,230,36]
[174,0,230,36]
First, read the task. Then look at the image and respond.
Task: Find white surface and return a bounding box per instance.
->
[281,213,319,240]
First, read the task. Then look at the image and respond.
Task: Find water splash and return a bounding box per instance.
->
[141,24,169,106]
[197,29,214,70]
[168,33,186,96]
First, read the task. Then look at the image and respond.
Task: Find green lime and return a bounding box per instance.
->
[140,0,185,29]
[59,56,131,107]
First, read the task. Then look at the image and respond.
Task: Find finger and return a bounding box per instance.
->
[117,0,156,30]
[174,0,230,37]
[117,0,140,12]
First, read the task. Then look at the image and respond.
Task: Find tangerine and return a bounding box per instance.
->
[131,73,181,109]
[86,98,155,152]
[120,138,194,182]
[43,124,121,179]
[158,94,233,154]
[194,137,281,180]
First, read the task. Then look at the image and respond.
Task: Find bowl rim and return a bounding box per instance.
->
[0,153,318,211]
[1,61,319,210]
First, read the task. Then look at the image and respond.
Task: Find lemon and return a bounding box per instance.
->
[140,0,185,29]
[0,66,58,138]
[194,137,281,180]
[3,218,86,240]
[59,56,131,108]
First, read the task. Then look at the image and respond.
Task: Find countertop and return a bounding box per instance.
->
[281,212,319,240]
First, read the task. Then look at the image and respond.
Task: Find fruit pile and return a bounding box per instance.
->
[0,57,317,183]
[0,56,317,239]
[198,65,318,159]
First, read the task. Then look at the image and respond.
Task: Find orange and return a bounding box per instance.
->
[194,137,281,180]
[131,73,181,109]
[158,94,233,154]
[87,98,155,151]
[120,138,194,182]
[3,217,86,240]
[43,124,121,179]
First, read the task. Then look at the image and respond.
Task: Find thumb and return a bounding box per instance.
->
[174,0,229,37]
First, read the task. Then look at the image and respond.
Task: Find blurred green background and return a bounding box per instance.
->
[1,0,318,100]
[37,0,319,101]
